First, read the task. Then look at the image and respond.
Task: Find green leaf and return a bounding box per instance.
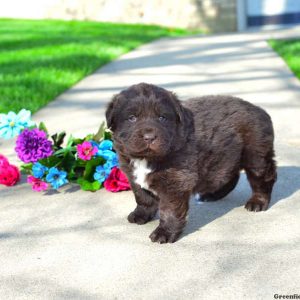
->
[60,150,76,173]
[20,163,33,174]
[91,180,101,191]
[56,132,66,148]
[51,131,66,150]
[75,159,87,168]
[68,168,77,181]
[93,121,106,142]
[83,157,105,181]
[28,125,37,130]
[84,134,94,141]
[73,138,84,145]
[54,146,76,157]
[53,148,65,156]
[38,122,48,135]
[51,133,57,144]
[104,130,112,140]
[66,135,74,147]
[73,166,85,179]
[39,156,61,168]
[77,178,101,192]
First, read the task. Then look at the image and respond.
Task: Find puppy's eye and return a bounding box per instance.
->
[158,116,167,122]
[128,115,137,122]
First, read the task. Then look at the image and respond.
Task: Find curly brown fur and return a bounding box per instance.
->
[105,83,277,243]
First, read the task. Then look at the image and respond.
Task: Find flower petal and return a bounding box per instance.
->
[3,128,14,139]
[17,109,35,127]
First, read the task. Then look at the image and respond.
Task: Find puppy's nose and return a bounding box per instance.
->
[143,133,156,143]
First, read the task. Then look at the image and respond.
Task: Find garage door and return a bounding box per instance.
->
[247,0,300,27]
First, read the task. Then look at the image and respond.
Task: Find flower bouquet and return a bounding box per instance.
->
[0,109,130,192]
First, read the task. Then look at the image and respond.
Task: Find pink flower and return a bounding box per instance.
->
[27,175,48,192]
[104,167,131,192]
[77,141,98,161]
[0,154,9,167]
[0,164,21,186]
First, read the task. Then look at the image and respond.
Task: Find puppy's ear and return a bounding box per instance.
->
[105,95,119,131]
[168,92,193,126]
[168,92,194,141]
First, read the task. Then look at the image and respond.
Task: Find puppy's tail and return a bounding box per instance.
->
[200,174,240,202]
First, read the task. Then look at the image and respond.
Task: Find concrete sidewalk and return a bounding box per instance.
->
[1,27,300,299]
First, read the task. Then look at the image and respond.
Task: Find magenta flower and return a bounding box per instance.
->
[27,175,48,192]
[0,154,9,167]
[15,128,53,163]
[77,141,98,160]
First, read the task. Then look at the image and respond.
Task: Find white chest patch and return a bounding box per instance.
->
[131,159,152,190]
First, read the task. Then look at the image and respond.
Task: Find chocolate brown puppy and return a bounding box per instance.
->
[105,83,277,243]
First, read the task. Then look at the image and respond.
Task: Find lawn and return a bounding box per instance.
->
[0,19,197,114]
[269,39,300,79]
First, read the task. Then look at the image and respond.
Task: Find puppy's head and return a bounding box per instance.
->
[105,83,193,159]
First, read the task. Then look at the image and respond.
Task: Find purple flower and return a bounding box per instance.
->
[15,128,53,163]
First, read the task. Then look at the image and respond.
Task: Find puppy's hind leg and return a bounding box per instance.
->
[244,151,277,212]
[201,174,240,202]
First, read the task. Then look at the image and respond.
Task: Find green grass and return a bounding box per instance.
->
[269,39,300,79]
[0,19,198,114]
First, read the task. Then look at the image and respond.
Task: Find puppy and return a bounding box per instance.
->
[105,83,277,243]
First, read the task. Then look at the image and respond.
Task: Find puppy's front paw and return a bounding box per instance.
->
[245,196,269,212]
[127,211,149,225]
[149,226,180,244]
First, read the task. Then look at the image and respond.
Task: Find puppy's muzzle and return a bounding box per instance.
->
[143,132,157,144]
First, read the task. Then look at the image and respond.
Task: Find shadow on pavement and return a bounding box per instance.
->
[1,166,299,242]
[183,165,300,238]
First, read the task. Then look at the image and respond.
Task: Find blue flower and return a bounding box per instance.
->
[99,149,117,161]
[0,109,35,139]
[104,153,119,170]
[94,165,111,183]
[46,167,68,189]
[90,140,113,156]
[32,162,48,179]
[99,140,113,151]
[89,140,99,149]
